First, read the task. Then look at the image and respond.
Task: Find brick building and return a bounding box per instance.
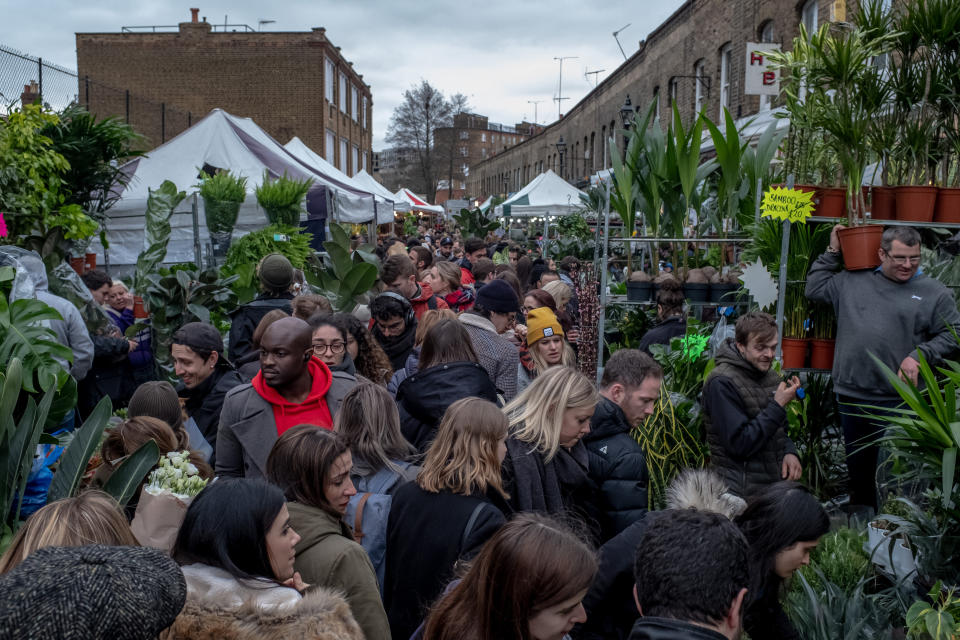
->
[468,0,854,199]
[76,9,372,175]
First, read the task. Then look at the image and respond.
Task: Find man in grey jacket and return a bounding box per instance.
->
[806,225,960,509]
[20,252,94,382]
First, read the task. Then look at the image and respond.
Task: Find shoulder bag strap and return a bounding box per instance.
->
[353,492,373,542]
[460,502,487,550]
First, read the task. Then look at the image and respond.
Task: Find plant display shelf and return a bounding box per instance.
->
[606,295,750,308]
[807,216,960,230]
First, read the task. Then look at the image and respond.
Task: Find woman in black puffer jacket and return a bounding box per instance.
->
[395,319,498,453]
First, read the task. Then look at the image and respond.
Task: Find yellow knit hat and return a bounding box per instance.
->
[526,307,564,346]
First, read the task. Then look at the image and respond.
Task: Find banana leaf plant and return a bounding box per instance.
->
[316,223,379,312]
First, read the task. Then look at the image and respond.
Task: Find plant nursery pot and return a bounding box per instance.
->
[209,230,233,258]
[836,225,883,270]
[709,283,739,303]
[626,281,653,302]
[817,187,847,219]
[933,187,960,223]
[895,185,937,222]
[891,540,917,582]
[865,522,892,572]
[780,338,809,369]
[84,252,97,272]
[809,338,835,370]
[869,186,896,220]
[133,296,148,319]
[69,257,84,275]
[683,283,710,303]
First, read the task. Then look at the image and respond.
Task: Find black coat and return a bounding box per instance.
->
[77,333,136,418]
[227,293,293,363]
[627,618,729,640]
[744,577,801,640]
[396,361,498,453]
[177,365,243,462]
[638,316,686,354]
[384,483,505,640]
[583,397,649,537]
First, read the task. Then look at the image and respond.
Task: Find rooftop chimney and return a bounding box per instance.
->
[21,81,40,107]
[190,8,199,23]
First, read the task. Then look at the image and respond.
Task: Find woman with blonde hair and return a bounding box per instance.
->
[387,308,457,395]
[0,491,138,573]
[502,366,603,539]
[517,307,577,393]
[384,397,508,640]
[426,261,475,313]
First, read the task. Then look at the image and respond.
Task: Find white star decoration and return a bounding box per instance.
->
[739,259,778,311]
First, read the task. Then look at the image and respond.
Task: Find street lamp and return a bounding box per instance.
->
[619,94,635,129]
[556,136,567,180]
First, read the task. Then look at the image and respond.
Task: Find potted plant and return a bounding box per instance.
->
[255,171,313,226]
[781,283,810,369]
[809,302,837,370]
[198,170,247,257]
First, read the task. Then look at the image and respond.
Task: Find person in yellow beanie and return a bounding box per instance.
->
[518,307,576,393]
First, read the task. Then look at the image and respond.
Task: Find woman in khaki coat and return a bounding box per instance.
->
[267,425,390,640]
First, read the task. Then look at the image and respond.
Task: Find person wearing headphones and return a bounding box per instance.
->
[370,292,418,372]
[215,317,358,480]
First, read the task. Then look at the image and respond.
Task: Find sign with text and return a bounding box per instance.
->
[761,186,815,223]
[744,42,781,96]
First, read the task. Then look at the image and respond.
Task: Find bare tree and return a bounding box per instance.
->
[385,80,455,197]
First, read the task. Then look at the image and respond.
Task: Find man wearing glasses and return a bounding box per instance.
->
[807,225,960,511]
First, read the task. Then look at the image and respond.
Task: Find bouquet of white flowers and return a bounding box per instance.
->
[131,451,210,551]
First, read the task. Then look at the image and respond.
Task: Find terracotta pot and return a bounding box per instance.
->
[817,187,846,219]
[69,257,84,275]
[895,185,937,222]
[870,186,896,220]
[810,338,836,370]
[133,296,148,319]
[84,252,96,272]
[934,187,960,223]
[780,338,809,369]
[837,225,883,270]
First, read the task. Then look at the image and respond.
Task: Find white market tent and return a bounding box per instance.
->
[352,170,409,220]
[394,188,445,216]
[495,170,586,217]
[90,109,379,265]
[477,196,493,213]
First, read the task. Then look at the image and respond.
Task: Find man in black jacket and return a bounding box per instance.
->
[629,509,750,640]
[583,349,661,538]
[702,312,802,499]
[171,322,243,463]
[227,253,294,363]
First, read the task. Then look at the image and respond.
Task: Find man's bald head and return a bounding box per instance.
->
[259,317,313,389]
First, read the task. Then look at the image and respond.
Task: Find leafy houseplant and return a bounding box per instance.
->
[198,170,248,257]
[132,180,187,297]
[785,373,846,500]
[255,171,313,225]
[315,223,379,312]
[452,207,500,239]
[220,224,317,305]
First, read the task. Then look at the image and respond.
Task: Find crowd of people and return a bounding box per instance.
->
[2,223,956,640]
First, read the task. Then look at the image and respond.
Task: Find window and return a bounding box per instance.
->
[459,131,469,140]
[719,44,732,117]
[460,146,468,157]
[461,163,469,177]
[481,147,487,159]
[801,0,818,36]
[351,86,359,121]
[600,125,607,169]
[653,86,661,121]
[481,132,486,142]
[362,151,368,172]
[339,73,347,113]
[759,22,775,110]
[694,60,705,113]
[669,77,678,105]
[352,145,359,175]
[325,129,336,162]
[325,59,335,103]
[362,96,368,129]
[339,138,348,171]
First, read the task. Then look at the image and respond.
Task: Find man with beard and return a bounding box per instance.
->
[702,312,802,500]
[381,254,447,319]
[215,317,356,479]
[370,292,417,372]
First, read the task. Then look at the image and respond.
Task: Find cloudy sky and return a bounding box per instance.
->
[0,0,685,149]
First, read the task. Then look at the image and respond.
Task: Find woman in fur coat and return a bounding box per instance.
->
[161,478,363,640]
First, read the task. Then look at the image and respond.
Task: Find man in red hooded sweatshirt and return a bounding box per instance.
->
[215,317,357,479]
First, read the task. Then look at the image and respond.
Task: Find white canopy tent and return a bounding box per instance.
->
[495,170,586,217]
[89,109,379,265]
[352,170,408,220]
[394,188,445,216]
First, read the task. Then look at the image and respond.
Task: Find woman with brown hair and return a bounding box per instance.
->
[421,513,598,640]
[387,308,457,395]
[0,491,139,573]
[395,318,498,452]
[266,426,389,640]
[335,312,394,385]
[383,397,509,640]
[637,278,686,354]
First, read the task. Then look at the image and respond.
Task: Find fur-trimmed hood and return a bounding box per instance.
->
[161,564,363,640]
[665,469,747,518]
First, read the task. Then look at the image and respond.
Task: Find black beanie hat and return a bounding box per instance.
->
[0,544,186,639]
[258,253,294,291]
[128,381,184,431]
[475,278,520,314]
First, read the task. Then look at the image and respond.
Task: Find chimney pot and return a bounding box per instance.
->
[190,8,199,22]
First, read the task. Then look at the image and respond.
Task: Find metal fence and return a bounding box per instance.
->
[0,43,195,145]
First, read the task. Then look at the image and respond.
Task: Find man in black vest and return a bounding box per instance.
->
[702,312,802,500]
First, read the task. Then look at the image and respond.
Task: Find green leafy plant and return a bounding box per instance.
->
[453,207,500,238]
[220,224,317,304]
[255,171,312,225]
[794,528,872,596]
[315,223,379,312]
[132,180,187,296]
[198,170,247,233]
[785,373,846,500]
[907,582,960,640]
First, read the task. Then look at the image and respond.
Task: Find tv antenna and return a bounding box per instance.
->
[584,68,606,88]
[553,55,579,120]
[613,23,631,60]
[527,100,544,124]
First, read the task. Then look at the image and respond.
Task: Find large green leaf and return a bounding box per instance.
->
[134,180,187,295]
[103,439,160,507]
[340,262,379,299]
[46,396,112,503]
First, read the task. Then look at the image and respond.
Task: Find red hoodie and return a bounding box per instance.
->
[409,281,449,319]
[251,357,333,435]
